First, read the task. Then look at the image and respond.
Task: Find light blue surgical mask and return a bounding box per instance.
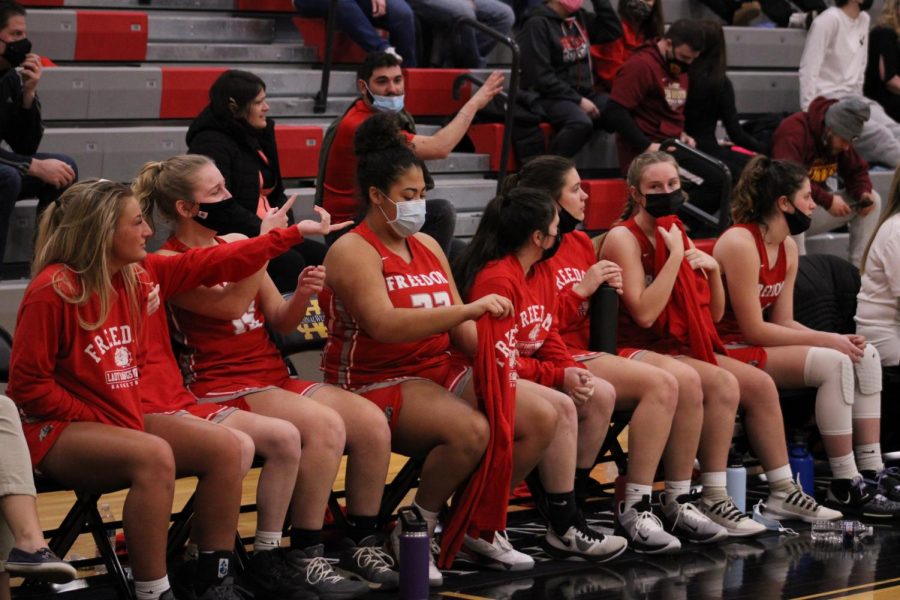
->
[365,83,405,113]
[378,191,426,237]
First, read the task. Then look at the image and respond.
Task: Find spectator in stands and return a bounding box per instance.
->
[516,0,623,158]
[864,0,900,122]
[7,179,311,600]
[317,51,503,254]
[0,394,76,600]
[600,151,842,532]
[405,0,514,68]
[322,114,555,582]
[135,155,393,598]
[799,0,900,168]
[604,19,705,173]
[696,0,826,28]
[771,96,880,268]
[186,69,325,293]
[684,20,764,179]
[591,0,665,93]
[0,0,77,266]
[714,156,900,516]
[856,165,900,368]
[292,0,418,66]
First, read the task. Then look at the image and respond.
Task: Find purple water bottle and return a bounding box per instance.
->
[398,506,429,600]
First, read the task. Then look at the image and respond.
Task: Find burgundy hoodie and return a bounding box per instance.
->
[771,96,872,210]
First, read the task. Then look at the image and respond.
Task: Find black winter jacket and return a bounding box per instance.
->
[517,2,622,103]
[0,67,44,174]
[186,106,287,238]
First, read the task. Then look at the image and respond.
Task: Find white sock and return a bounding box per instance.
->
[665,480,692,503]
[623,482,653,511]
[413,502,440,538]
[254,529,283,553]
[700,472,728,501]
[829,451,860,481]
[135,575,170,600]
[855,443,885,473]
[765,464,795,494]
[184,543,199,561]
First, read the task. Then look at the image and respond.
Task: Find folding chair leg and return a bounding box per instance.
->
[82,493,135,600]
[378,459,422,522]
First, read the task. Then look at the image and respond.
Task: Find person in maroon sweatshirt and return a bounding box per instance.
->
[771,95,881,267]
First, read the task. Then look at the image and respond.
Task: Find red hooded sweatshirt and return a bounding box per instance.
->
[771,96,872,210]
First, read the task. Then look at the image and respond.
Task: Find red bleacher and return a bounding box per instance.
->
[402,68,471,116]
[467,122,552,171]
[292,17,384,64]
[74,11,147,61]
[581,178,627,231]
[274,125,323,179]
[236,0,296,11]
[159,67,228,120]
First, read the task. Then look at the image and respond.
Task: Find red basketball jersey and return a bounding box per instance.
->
[470,254,578,389]
[544,231,597,353]
[161,236,292,399]
[320,222,455,389]
[717,223,787,341]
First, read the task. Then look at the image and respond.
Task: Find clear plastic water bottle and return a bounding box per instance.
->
[99,502,117,553]
[397,506,429,600]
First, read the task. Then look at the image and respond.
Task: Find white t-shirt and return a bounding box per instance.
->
[799,7,869,110]
[855,213,900,365]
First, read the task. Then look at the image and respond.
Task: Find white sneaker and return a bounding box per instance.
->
[659,492,728,544]
[543,515,628,562]
[388,522,443,586]
[616,497,681,554]
[460,531,534,571]
[384,46,403,63]
[766,478,842,523]
[697,495,766,537]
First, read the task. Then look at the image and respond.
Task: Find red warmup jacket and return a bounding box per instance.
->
[771,96,872,210]
[438,313,517,568]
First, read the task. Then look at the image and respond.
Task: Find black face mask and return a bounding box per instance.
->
[1,37,31,68]
[193,198,241,234]
[783,203,811,235]
[643,189,685,218]
[666,50,690,77]
[557,205,581,234]
[539,230,562,262]
[624,0,652,21]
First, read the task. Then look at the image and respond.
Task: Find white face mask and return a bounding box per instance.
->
[378,191,426,237]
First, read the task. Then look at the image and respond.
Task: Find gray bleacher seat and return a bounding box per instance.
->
[147,15,277,44]
[38,67,91,121]
[4,199,38,265]
[26,10,77,61]
[729,71,800,114]
[724,26,805,69]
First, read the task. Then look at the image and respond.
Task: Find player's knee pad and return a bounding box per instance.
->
[805,346,853,436]
[853,344,882,420]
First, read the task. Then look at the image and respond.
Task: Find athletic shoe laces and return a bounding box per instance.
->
[708,497,745,523]
[493,531,514,552]
[350,545,395,574]
[670,497,705,531]
[631,510,664,541]
[574,514,605,543]
[304,557,345,586]
[785,479,821,512]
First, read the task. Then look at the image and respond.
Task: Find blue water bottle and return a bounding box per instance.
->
[788,438,815,496]
[726,451,747,513]
[397,506,429,600]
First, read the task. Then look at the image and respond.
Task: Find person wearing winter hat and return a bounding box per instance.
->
[772,95,881,267]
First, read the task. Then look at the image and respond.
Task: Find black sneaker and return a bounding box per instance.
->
[862,467,900,502]
[337,535,399,591]
[245,548,318,600]
[285,544,371,600]
[826,477,900,520]
[3,547,77,583]
[196,577,253,600]
[159,590,180,600]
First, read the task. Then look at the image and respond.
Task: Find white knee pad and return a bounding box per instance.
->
[853,344,882,420]
[805,347,854,436]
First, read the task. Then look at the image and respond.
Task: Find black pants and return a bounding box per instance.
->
[267,238,328,293]
[537,91,608,159]
[698,0,826,26]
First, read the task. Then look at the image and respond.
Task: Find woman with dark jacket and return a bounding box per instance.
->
[187,69,328,292]
[684,20,764,181]
[591,0,665,93]
[864,0,900,123]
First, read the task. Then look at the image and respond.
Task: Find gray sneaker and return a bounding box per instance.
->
[616,497,681,554]
[543,514,628,562]
[3,547,77,584]
[285,544,371,600]
[338,535,399,591]
[660,492,728,544]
